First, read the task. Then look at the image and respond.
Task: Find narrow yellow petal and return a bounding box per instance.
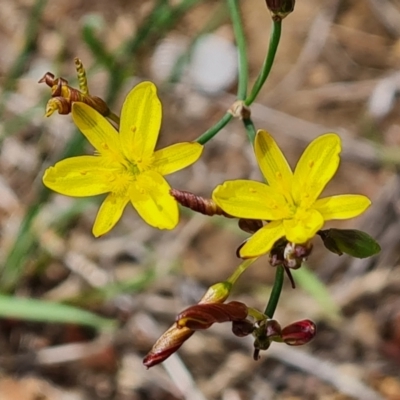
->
[43,156,111,196]
[152,142,203,176]
[283,208,324,243]
[212,180,291,221]
[240,221,285,258]
[131,171,178,229]
[313,194,371,220]
[255,130,293,194]
[72,103,121,157]
[292,133,341,208]
[119,81,161,162]
[93,193,129,237]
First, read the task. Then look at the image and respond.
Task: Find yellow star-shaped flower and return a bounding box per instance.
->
[212,130,371,258]
[43,81,203,236]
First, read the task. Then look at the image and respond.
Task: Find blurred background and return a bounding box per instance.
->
[0,0,400,399]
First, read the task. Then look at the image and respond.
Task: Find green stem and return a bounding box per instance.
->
[196,112,232,145]
[195,0,249,145]
[264,265,284,318]
[227,258,257,285]
[227,0,248,100]
[243,117,257,144]
[245,20,282,106]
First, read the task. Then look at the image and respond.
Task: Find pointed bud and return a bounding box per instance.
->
[281,319,316,346]
[143,324,194,368]
[318,229,380,259]
[170,189,230,217]
[200,281,232,304]
[176,301,248,330]
[265,0,295,20]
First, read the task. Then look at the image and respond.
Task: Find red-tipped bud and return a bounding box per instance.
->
[176,301,248,330]
[143,324,194,368]
[170,189,230,217]
[200,281,232,304]
[232,319,255,337]
[281,319,316,346]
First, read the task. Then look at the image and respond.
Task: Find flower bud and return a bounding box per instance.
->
[232,319,255,337]
[265,0,295,20]
[170,189,229,217]
[238,218,263,234]
[176,301,248,330]
[143,324,194,368]
[281,319,316,346]
[200,281,232,304]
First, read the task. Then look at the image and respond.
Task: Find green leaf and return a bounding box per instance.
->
[294,265,342,322]
[318,229,381,259]
[0,294,116,331]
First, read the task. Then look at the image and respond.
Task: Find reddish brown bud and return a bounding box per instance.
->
[143,324,194,368]
[170,189,230,217]
[238,218,263,234]
[232,319,255,337]
[176,301,248,330]
[282,319,316,346]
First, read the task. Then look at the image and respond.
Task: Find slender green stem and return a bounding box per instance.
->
[243,117,257,144]
[227,0,248,100]
[245,20,282,106]
[264,265,284,318]
[196,112,233,144]
[227,258,257,285]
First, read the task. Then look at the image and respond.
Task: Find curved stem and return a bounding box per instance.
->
[195,112,232,145]
[227,0,248,100]
[227,258,257,285]
[245,20,282,106]
[264,265,284,318]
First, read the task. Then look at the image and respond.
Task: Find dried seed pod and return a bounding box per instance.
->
[170,188,230,217]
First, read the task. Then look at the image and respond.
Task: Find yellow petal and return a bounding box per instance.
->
[283,208,324,243]
[119,81,161,162]
[93,193,129,237]
[43,156,111,196]
[292,133,341,208]
[152,142,203,176]
[212,180,291,220]
[131,171,178,229]
[313,194,371,220]
[240,221,285,258]
[72,103,122,157]
[255,130,293,195]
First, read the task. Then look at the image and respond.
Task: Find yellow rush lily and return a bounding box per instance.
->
[43,81,203,237]
[212,130,371,259]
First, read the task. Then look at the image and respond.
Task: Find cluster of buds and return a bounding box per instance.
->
[39,58,111,119]
[143,280,316,368]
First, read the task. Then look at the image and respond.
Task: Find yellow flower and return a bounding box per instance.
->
[43,81,203,237]
[212,130,370,258]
